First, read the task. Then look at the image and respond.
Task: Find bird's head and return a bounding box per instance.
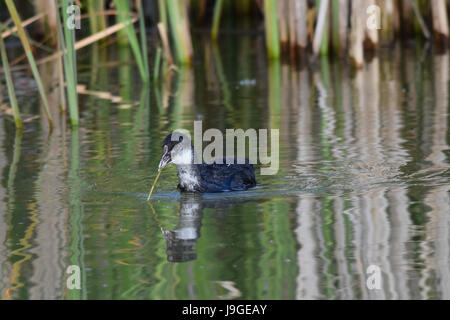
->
[158,132,193,171]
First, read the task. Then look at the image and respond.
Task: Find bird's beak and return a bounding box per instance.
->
[158,149,172,171]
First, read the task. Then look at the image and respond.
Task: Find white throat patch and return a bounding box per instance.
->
[171,147,193,165]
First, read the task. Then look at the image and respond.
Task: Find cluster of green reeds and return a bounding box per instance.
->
[1,0,449,130]
[2,0,53,128]
[1,0,151,130]
[154,0,193,68]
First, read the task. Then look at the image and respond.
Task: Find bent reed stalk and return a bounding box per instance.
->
[5,0,53,128]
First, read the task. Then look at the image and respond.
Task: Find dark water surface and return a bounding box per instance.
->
[0,33,449,299]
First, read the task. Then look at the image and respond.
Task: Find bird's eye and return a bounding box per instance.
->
[179,136,183,142]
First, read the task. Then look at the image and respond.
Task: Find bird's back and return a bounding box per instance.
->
[196,157,256,192]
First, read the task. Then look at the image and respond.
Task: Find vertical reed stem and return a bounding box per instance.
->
[338,0,349,54]
[277,0,288,51]
[157,22,174,66]
[166,0,192,64]
[332,0,340,54]
[288,0,297,58]
[212,0,224,40]
[59,0,79,126]
[430,0,449,45]
[379,0,396,43]
[350,0,364,67]
[158,0,168,31]
[87,0,100,34]
[153,46,162,85]
[401,0,414,36]
[90,0,107,31]
[313,0,330,56]
[114,0,149,81]
[294,0,308,50]
[264,0,280,59]
[138,0,149,75]
[365,0,379,48]
[411,0,431,40]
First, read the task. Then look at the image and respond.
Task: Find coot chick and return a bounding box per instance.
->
[158,133,257,193]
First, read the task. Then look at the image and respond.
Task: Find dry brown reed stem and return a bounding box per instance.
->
[76,84,127,103]
[35,0,58,40]
[365,0,379,48]
[294,0,308,50]
[401,0,414,36]
[157,22,174,66]
[180,3,194,59]
[377,0,396,43]
[276,0,288,50]
[288,0,296,57]
[350,0,364,68]
[36,17,137,66]
[338,0,349,54]
[166,0,193,64]
[1,13,45,39]
[431,0,449,45]
[393,0,401,35]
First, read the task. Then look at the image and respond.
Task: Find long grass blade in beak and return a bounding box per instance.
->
[146,170,162,201]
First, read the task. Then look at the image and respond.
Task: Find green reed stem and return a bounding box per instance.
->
[138,0,149,76]
[87,0,106,34]
[211,0,224,40]
[263,0,280,59]
[5,0,53,128]
[153,46,162,85]
[166,0,191,64]
[113,0,149,81]
[87,0,99,34]
[158,0,168,31]
[58,0,79,126]
[0,31,22,129]
[331,0,340,54]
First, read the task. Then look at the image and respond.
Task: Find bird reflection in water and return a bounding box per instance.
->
[162,194,203,263]
[151,193,256,263]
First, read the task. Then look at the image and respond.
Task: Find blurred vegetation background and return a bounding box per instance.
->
[0,0,449,130]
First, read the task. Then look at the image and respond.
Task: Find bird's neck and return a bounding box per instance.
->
[172,145,203,191]
[175,164,201,191]
[172,145,196,165]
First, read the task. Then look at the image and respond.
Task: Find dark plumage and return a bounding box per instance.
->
[158,133,257,193]
[192,158,256,192]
